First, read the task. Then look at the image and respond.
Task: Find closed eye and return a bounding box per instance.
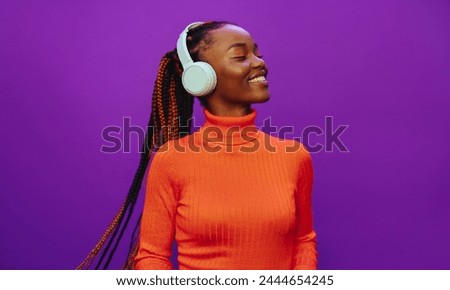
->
[233,56,247,61]
[233,54,263,61]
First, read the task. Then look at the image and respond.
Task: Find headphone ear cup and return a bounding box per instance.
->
[181,61,217,96]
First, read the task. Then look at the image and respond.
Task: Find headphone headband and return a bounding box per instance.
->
[176,22,204,70]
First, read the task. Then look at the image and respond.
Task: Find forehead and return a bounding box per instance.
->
[208,25,254,49]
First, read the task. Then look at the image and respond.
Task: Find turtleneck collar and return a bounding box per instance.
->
[198,108,261,146]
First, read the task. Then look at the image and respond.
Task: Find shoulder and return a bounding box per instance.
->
[153,134,191,155]
[150,139,179,170]
[150,134,195,170]
[259,131,311,160]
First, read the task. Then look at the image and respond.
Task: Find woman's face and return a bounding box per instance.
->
[200,24,270,114]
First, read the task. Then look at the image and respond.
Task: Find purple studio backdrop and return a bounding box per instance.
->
[1,0,449,270]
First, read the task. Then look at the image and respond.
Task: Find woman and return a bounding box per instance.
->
[77,21,318,270]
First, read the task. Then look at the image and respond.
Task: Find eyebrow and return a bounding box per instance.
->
[227,42,259,51]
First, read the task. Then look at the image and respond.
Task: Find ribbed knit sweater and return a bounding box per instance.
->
[134,108,318,270]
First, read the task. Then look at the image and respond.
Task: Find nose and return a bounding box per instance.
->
[251,54,266,69]
[251,54,268,76]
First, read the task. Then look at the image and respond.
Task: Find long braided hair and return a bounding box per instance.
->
[76,21,232,270]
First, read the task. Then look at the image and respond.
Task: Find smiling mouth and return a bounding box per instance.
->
[248,76,267,83]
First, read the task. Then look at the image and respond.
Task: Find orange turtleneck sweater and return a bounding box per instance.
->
[134,108,318,270]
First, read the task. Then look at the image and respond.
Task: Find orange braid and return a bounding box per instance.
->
[122,240,139,270]
[155,57,169,145]
[76,202,127,269]
[168,74,179,140]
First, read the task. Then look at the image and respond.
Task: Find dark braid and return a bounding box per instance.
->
[76,21,233,270]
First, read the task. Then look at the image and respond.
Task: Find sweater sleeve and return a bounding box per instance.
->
[293,144,318,270]
[134,145,178,270]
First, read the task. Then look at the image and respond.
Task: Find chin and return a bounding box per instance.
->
[254,93,270,103]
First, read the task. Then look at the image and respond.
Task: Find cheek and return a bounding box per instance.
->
[217,66,250,89]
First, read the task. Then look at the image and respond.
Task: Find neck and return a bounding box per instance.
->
[204,105,252,117]
[198,107,260,146]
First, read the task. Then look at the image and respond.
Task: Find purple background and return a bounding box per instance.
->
[1,0,449,270]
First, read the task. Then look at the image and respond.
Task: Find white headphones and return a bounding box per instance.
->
[176,22,217,96]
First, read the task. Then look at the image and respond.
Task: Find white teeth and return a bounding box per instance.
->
[248,76,266,83]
